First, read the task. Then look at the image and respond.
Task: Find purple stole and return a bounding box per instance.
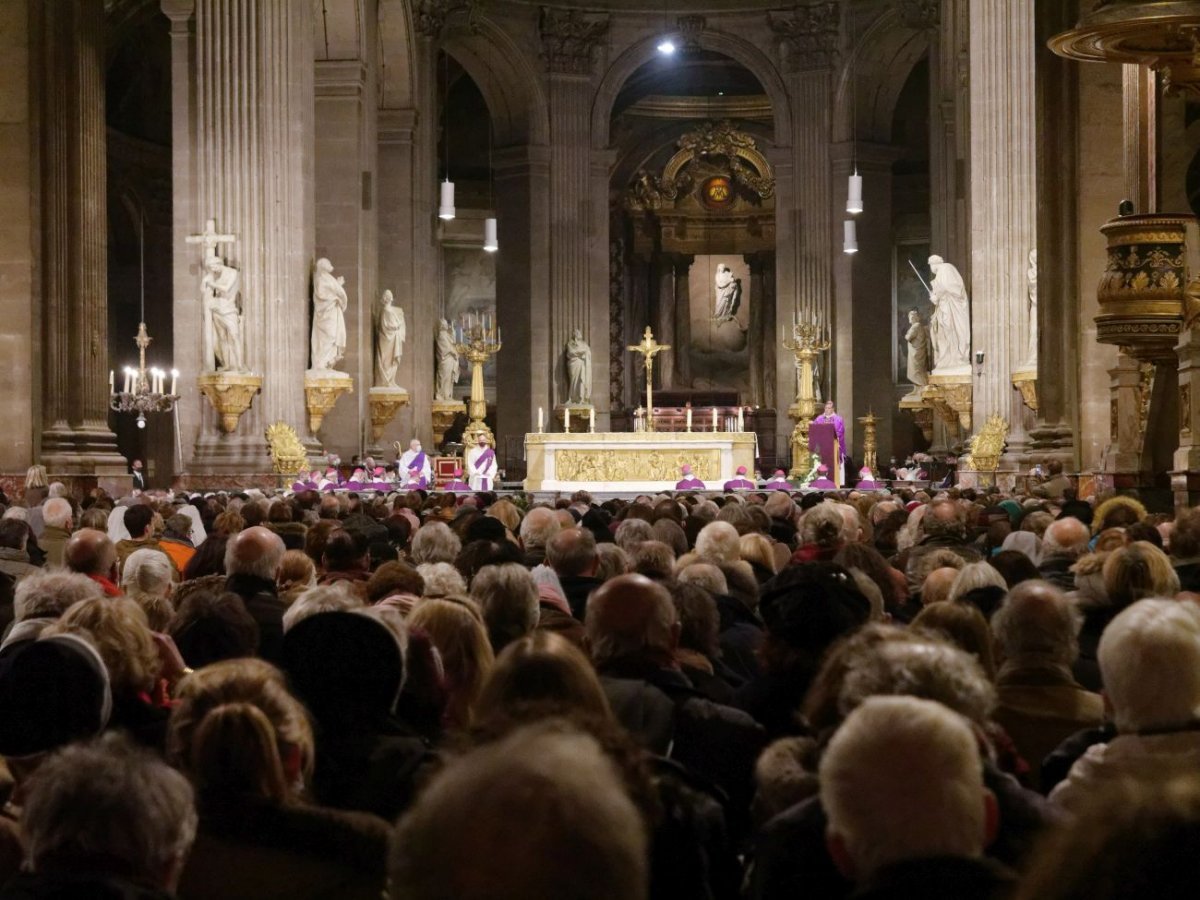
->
[444,479,471,492]
[810,477,836,489]
[370,481,394,492]
[407,451,427,475]
[675,477,705,490]
[473,447,496,488]
[291,481,316,492]
[723,478,755,490]
[405,476,428,491]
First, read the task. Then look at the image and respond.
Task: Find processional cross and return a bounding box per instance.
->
[186,218,237,261]
[627,326,670,432]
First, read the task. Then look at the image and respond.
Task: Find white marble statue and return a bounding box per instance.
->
[565,329,592,405]
[714,264,742,320]
[435,318,460,401]
[310,258,348,372]
[374,289,406,387]
[1024,249,1038,366]
[927,255,971,372]
[201,255,246,373]
[905,309,933,387]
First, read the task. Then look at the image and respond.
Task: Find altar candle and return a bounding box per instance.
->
[538,407,544,432]
[109,370,114,393]
[711,407,718,431]
[737,406,744,432]
[564,407,570,432]
[123,369,132,394]
[686,407,692,431]
[589,408,595,432]
[170,369,179,395]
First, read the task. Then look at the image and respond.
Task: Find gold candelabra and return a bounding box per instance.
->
[454,317,502,445]
[782,321,830,477]
[857,409,878,473]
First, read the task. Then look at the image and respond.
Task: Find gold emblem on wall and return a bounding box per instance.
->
[702,176,734,210]
[556,449,721,482]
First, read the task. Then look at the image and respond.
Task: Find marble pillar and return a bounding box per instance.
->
[315,59,377,459]
[672,255,693,386]
[929,0,970,270]
[38,0,125,473]
[1029,0,1079,464]
[968,0,1036,459]
[166,0,315,472]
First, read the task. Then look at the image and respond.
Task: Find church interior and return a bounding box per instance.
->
[2,0,1200,501]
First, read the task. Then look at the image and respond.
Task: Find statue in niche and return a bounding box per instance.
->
[905,309,933,388]
[1024,249,1038,366]
[927,255,972,371]
[435,318,460,401]
[374,289,406,387]
[310,258,348,372]
[713,264,742,320]
[201,255,246,373]
[565,329,592,405]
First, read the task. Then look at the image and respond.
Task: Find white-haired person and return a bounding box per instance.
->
[122,548,177,631]
[821,695,1010,899]
[1051,598,1200,813]
[471,562,540,654]
[694,520,742,565]
[37,497,74,568]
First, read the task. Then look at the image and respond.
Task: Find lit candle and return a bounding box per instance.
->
[564,407,570,432]
[109,370,114,393]
[123,369,132,394]
[589,408,595,433]
[170,369,179,395]
[712,407,718,431]
[737,406,744,431]
[686,407,692,431]
[538,407,544,432]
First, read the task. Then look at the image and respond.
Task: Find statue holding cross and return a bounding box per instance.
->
[627,326,670,432]
[187,219,245,373]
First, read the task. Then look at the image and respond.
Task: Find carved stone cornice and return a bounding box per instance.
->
[768,2,840,72]
[539,7,609,76]
[895,0,939,31]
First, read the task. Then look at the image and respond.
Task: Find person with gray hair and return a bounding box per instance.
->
[947,561,1008,604]
[1038,517,1092,590]
[677,561,729,597]
[8,571,103,646]
[416,561,468,599]
[472,562,539,653]
[1051,599,1200,812]
[223,525,287,663]
[797,503,846,560]
[518,506,561,567]
[282,583,364,633]
[990,581,1103,790]
[391,722,648,900]
[820,696,1009,897]
[614,517,653,553]
[11,733,197,897]
[37,497,74,568]
[630,540,675,582]
[586,573,765,814]
[594,543,630,583]
[695,520,741,564]
[121,548,177,631]
[409,521,462,566]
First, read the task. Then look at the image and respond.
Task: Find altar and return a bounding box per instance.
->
[524,432,757,492]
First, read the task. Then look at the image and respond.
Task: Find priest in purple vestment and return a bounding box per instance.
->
[723,465,756,491]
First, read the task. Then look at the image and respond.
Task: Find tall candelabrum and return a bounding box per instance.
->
[454,316,502,445]
[782,321,830,477]
[857,409,878,473]
[109,322,180,430]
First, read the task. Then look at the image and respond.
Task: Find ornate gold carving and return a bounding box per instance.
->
[432,399,466,447]
[965,414,1009,473]
[556,449,720,483]
[1183,384,1193,436]
[265,422,308,476]
[1011,369,1039,412]
[921,379,972,434]
[368,387,410,442]
[197,372,263,435]
[857,409,878,472]
[304,373,353,434]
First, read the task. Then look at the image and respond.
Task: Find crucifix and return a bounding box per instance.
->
[186,218,237,262]
[627,326,670,432]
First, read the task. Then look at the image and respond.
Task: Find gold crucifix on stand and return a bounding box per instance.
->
[628,326,670,433]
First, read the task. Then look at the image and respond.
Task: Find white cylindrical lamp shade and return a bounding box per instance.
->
[846,172,863,214]
[439,179,456,220]
[483,217,498,252]
[843,219,858,254]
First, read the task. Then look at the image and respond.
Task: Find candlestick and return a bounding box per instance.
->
[589,408,595,433]
[564,407,570,433]
[686,407,692,432]
[538,407,544,432]
[170,369,179,396]
[711,407,718,431]
[109,370,114,393]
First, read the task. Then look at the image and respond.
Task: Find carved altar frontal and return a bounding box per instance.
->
[524,432,757,492]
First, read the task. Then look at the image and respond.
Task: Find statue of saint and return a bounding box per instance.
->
[714,264,742,320]
[927,255,971,371]
[201,255,245,373]
[904,309,933,387]
[373,289,406,387]
[1025,249,1038,366]
[310,258,347,372]
[435,318,460,401]
[565,329,592,405]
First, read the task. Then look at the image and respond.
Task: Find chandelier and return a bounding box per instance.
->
[109,209,179,429]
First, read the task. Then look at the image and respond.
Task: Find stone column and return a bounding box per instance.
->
[968,0,1036,458]
[672,255,693,386]
[1107,353,1144,481]
[653,254,675,391]
[770,149,797,456]
[315,60,375,460]
[927,0,970,269]
[168,0,315,472]
[38,0,125,474]
[1123,64,1156,214]
[747,253,766,406]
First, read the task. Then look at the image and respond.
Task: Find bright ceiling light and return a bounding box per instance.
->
[657,39,676,55]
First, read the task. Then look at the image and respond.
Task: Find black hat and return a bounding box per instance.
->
[759,562,871,651]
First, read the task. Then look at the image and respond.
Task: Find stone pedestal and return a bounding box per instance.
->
[368,386,409,443]
[197,373,263,435]
[1012,367,1039,414]
[1107,353,1145,481]
[899,395,935,444]
[305,373,353,435]
[922,373,973,437]
[432,399,466,446]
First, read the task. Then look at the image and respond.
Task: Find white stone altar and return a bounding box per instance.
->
[524,432,757,492]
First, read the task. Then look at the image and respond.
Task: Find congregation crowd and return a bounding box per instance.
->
[1,464,1200,898]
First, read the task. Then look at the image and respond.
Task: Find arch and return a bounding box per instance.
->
[378,0,416,108]
[315,0,367,61]
[833,9,929,144]
[592,30,792,151]
[441,19,550,147]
